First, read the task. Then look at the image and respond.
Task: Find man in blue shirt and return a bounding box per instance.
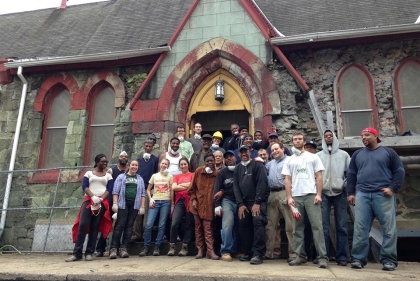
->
[347,127,405,271]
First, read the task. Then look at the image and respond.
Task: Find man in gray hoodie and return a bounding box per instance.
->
[317,130,350,266]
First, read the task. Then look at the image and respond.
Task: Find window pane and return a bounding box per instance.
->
[88,126,114,164]
[342,111,373,137]
[92,87,115,124]
[398,61,420,106]
[340,66,371,110]
[401,108,420,132]
[48,90,70,127]
[42,128,66,168]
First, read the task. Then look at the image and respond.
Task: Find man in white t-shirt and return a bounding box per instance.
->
[281,131,328,268]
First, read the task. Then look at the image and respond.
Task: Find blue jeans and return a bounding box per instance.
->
[351,191,398,266]
[143,200,171,248]
[220,198,238,255]
[321,192,348,262]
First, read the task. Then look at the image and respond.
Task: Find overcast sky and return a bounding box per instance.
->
[0,0,109,15]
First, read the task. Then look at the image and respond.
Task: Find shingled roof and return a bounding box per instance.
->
[255,0,420,36]
[0,0,193,59]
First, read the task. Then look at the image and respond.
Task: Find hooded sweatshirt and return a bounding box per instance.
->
[316,130,351,196]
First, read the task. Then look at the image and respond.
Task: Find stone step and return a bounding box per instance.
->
[128,241,198,256]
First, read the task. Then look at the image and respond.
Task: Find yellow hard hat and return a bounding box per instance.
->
[213,131,223,140]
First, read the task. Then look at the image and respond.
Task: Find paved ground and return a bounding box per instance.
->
[0,253,419,281]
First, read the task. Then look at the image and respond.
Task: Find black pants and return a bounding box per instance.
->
[73,201,105,258]
[111,200,138,250]
[95,200,114,253]
[238,202,267,257]
[170,199,194,244]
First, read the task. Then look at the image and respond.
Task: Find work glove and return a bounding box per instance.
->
[254,157,264,163]
[112,213,117,221]
[112,203,118,213]
[290,205,302,220]
[139,207,145,215]
[91,195,101,204]
[149,198,156,208]
[215,206,223,216]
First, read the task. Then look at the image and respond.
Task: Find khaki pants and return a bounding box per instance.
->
[265,190,296,258]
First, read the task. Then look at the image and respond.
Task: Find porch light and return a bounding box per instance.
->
[214,77,224,103]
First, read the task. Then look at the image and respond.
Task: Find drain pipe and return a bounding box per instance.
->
[0,66,27,237]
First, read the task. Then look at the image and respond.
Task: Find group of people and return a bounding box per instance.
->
[66,123,404,272]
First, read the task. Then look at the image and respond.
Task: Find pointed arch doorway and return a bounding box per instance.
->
[187,69,253,141]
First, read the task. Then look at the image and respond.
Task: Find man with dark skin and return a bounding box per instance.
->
[233,145,269,265]
[160,138,184,176]
[224,124,240,151]
[190,134,212,172]
[234,135,258,164]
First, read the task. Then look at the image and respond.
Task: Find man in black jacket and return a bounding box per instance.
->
[233,145,269,265]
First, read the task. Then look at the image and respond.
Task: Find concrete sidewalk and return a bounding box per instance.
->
[0,253,419,281]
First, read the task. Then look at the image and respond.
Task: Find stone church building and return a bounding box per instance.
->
[0,0,419,256]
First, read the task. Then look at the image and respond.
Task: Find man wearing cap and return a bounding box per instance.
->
[213,150,239,262]
[138,133,162,157]
[187,123,203,152]
[304,141,318,154]
[190,134,213,172]
[233,145,269,265]
[131,140,159,242]
[265,143,296,261]
[168,124,194,160]
[282,131,328,268]
[210,131,225,154]
[267,132,291,157]
[317,130,351,266]
[95,151,128,256]
[234,134,258,164]
[347,128,404,271]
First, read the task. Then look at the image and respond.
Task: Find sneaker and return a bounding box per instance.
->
[139,247,149,257]
[65,255,82,262]
[95,251,104,257]
[382,262,396,271]
[120,248,129,258]
[109,248,118,259]
[287,257,294,263]
[289,257,307,266]
[338,260,348,266]
[221,253,232,262]
[239,254,252,261]
[167,243,176,256]
[250,255,263,265]
[85,254,93,261]
[351,260,363,269]
[153,246,160,256]
[318,259,328,269]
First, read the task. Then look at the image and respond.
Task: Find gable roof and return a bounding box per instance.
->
[255,0,420,36]
[0,0,194,59]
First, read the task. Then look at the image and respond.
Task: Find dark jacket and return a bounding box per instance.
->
[213,167,236,207]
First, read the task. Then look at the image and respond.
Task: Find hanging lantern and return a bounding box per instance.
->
[214,77,224,103]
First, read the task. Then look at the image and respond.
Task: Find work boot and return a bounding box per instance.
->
[109,248,118,259]
[178,243,188,257]
[120,248,129,258]
[194,218,205,259]
[138,247,149,257]
[153,245,160,256]
[203,220,220,260]
[221,253,232,262]
[167,243,176,256]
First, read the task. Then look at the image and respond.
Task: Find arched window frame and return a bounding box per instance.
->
[334,63,377,139]
[393,57,420,134]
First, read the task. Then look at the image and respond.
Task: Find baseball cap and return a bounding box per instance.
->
[239,145,250,151]
[147,133,157,140]
[361,127,381,143]
[223,150,235,158]
[304,140,317,149]
[268,132,279,138]
[202,134,213,140]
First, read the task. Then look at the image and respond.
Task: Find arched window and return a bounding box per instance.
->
[85,86,115,164]
[41,89,70,168]
[336,64,376,137]
[395,58,420,133]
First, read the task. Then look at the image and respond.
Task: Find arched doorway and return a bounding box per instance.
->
[187,69,253,141]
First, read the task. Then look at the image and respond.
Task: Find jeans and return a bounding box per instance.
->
[170,198,194,244]
[293,194,328,261]
[73,201,105,258]
[110,200,138,250]
[143,200,171,248]
[220,198,238,255]
[321,192,348,262]
[238,202,267,257]
[351,191,398,266]
[265,190,295,258]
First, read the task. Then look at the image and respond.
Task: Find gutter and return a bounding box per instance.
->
[271,23,420,46]
[4,46,171,69]
[0,66,27,238]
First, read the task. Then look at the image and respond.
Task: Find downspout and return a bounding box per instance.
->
[0,66,27,237]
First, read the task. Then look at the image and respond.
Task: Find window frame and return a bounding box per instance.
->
[334,63,377,139]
